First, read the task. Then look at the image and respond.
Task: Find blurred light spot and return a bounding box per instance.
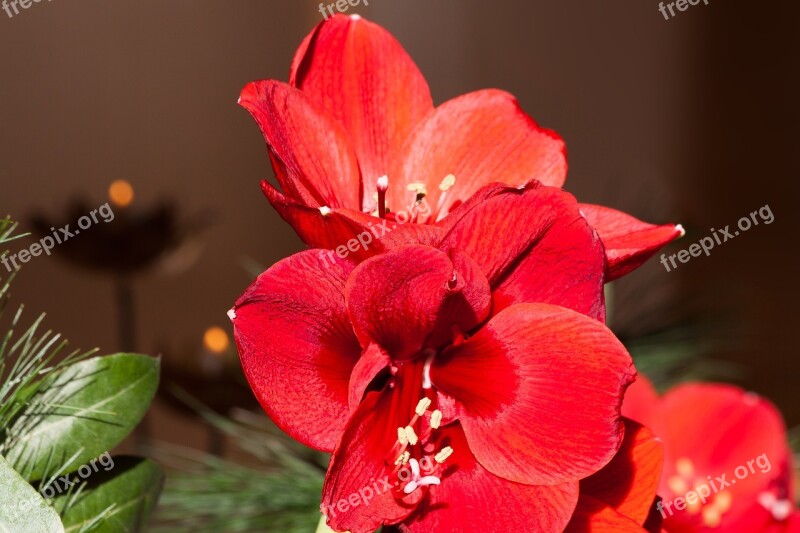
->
[109,180,134,208]
[203,326,230,354]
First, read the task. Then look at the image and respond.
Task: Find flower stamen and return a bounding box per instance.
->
[394,451,410,465]
[404,426,419,446]
[435,446,453,464]
[438,174,456,191]
[422,353,434,390]
[430,410,442,429]
[397,427,408,446]
[402,458,442,495]
[377,175,389,219]
[415,397,432,416]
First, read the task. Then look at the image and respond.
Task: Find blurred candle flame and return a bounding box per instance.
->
[203,326,230,355]
[109,180,134,208]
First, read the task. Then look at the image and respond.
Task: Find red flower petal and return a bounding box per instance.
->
[261,181,443,256]
[230,250,360,452]
[565,496,647,533]
[345,245,492,359]
[290,15,434,208]
[431,303,635,485]
[621,373,663,433]
[658,384,789,504]
[723,502,800,533]
[238,80,361,210]
[439,182,606,320]
[402,425,579,532]
[392,90,567,221]
[580,419,664,525]
[321,389,416,533]
[624,380,798,532]
[579,204,683,281]
[349,343,391,411]
[426,248,492,348]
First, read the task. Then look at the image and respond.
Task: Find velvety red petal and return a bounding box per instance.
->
[425,248,492,348]
[239,80,360,210]
[321,389,417,533]
[345,245,492,359]
[261,180,443,257]
[401,425,579,533]
[392,90,567,221]
[438,181,606,321]
[581,419,664,525]
[579,204,683,281]
[565,496,647,533]
[290,15,433,209]
[349,343,391,411]
[231,250,360,452]
[622,373,663,436]
[431,303,635,485]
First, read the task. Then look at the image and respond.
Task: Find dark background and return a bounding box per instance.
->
[1,0,797,445]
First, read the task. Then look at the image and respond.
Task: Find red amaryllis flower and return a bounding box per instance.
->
[623,376,800,532]
[565,418,664,533]
[230,184,636,532]
[239,14,681,280]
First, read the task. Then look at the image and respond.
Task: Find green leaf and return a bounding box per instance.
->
[0,455,64,533]
[55,457,163,533]
[3,354,159,481]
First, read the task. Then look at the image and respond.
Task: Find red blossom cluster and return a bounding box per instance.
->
[229,14,797,533]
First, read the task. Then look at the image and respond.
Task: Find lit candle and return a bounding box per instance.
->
[203,326,230,355]
[108,179,134,209]
[201,326,230,377]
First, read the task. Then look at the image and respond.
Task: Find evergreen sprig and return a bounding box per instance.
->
[150,396,324,533]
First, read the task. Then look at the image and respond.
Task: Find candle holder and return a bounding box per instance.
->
[29,181,212,351]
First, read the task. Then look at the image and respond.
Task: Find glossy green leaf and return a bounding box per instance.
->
[0,455,64,533]
[54,457,163,533]
[4,354,159,481]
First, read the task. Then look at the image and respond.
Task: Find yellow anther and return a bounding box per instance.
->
[407,182,427,195]
[439,174,456,191]
[675,457,695,478]
[430,410,443,429]
[404,426,418,446]
[415,398,432,416]
[394,451,410,465]
[435,446,454,464]
[397,427,408,446]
